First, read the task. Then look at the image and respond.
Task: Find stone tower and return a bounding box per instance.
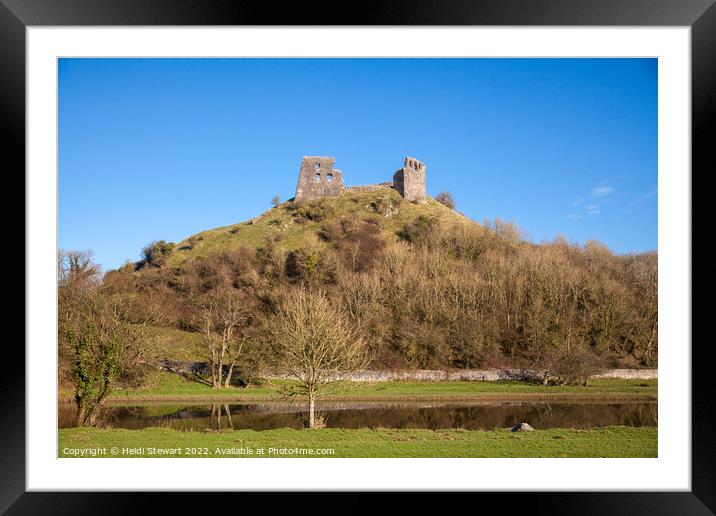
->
[295,156,345,201]
[393,156,426,201]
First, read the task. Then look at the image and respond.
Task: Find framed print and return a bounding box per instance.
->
[4,0,713,511]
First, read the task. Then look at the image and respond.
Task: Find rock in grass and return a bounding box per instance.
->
[510,422,535,432]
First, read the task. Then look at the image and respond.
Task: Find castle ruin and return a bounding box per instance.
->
[393,156,426,201]
[294,156,345,201]
[294,155,427,202]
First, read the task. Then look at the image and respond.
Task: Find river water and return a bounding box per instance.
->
[58,400,657,431]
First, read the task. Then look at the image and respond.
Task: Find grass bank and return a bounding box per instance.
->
[68,372,656,403]
[58,426,657,458]
[166,187,468,268]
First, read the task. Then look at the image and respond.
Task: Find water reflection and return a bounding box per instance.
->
[58,401,657,431]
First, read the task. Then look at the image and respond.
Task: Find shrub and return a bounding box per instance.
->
[181,235,204,250]
[370,195,401,217]
[118,260,137,273]
[398,215,440,247]
[539,345,606,386]
[292,201,333,222]
[141,240,175,267]
[319,216,386,272]
[439,223,491,261]
[285,241,337,284]
[435,191,456,209]
[318,220,343,243]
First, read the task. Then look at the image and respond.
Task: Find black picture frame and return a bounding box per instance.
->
[3,0,711,512]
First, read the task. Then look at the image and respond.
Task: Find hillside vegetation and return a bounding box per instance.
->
[61,185,657,392]
[164,185,468,267]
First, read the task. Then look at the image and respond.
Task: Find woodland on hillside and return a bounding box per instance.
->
[59,197,658,407]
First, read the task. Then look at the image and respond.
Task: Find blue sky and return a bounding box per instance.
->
[59,58,657,271]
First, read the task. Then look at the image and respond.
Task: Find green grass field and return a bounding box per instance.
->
[58,426,657,458]
[64,371,657,403]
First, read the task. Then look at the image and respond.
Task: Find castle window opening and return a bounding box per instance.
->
[314,173,321,182]
[315,162,321,169]
[327,173,333,182]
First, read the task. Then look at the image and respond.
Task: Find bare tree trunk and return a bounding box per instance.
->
[308,388,316,429]
[87,408,100,427]
[76,399,88,427]
[225,340,246,388]
[225,361,236,388]
[217,345,224,389]
[645,320,657,363]
[211,349,219,388]
[76,391,109,426]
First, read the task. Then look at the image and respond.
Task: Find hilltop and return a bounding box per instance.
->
[163,184,470,268]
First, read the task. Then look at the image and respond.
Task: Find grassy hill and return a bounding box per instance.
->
[164,184,469,268]
[112,182,656,374]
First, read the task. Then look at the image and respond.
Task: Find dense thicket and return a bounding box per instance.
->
[95,213,657,375]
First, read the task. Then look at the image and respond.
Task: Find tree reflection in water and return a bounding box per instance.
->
[59,401,657,431]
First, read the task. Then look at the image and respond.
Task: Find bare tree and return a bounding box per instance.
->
[271,195,281,208]
[199,287,251,388]
[271,288,368,428]
[435,191,456,209]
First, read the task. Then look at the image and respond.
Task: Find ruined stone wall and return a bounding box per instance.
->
[344,182,394,193]
[295,156,344,201]
[393,156,426,201]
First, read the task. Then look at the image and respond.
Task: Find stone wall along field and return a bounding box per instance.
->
[160,361,658,382]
